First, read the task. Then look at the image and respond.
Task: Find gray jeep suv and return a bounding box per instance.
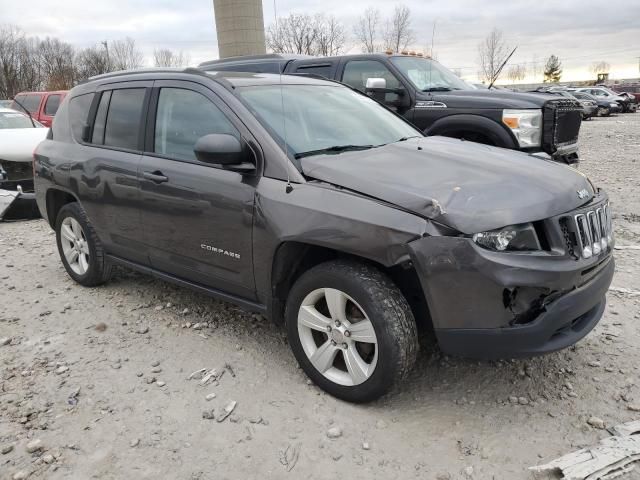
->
[34,69,615,402]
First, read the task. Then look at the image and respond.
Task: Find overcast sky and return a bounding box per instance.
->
[1,0,639,82]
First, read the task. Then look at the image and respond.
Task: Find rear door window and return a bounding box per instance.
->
[44,94,62,116]
[103,88,146,150]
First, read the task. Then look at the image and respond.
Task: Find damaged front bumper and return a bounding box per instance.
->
[407,234,614,359]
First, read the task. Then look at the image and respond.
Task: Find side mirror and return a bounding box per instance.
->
[365,77,387,90]
[194,134,255,172]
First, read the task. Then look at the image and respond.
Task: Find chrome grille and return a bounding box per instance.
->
[568,202,613,259]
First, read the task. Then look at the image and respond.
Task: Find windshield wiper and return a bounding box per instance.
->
[294,145,375,159]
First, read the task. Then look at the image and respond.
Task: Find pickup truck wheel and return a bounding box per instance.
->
[285,260,418,403]
[55,202,112,287]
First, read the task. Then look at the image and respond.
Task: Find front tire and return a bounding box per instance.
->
[285,260,418,403]
[55,202,111,287]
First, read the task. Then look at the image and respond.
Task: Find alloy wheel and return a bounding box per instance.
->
[297,288,378,386]
[60,217,90,275]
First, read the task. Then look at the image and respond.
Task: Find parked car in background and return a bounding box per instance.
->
[0,108,47,220]
[573,87,631,113]
[200,53,584,164]
[570,91,620,117]
[11,90,68,127]
[34,68,614,402]
[0,100,13,108]
[529,89,598,120]
[609,84,640,102]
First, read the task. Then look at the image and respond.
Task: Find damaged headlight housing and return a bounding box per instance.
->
[502,109,542,148]
[472,223,541,252]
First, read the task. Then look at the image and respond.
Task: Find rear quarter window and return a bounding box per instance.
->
[68,93,96,142]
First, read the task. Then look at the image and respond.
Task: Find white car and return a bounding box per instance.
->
[0,107,48,220]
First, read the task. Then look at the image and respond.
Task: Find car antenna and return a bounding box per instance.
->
[488,46,517,90]
[274,0,293,194]
[10,97,36,128]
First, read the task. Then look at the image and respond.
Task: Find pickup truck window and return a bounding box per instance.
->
[238,84,418,158]
[154,88,238,161]
[341,60,401,103]
[44,94,62,116]
[390,57,469,92]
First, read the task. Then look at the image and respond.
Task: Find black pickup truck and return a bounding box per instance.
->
[199,53,583,164]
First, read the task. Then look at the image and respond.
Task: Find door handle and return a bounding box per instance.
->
[143,171,168,183]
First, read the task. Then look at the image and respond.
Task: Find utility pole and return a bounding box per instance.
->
[101,40,109,69]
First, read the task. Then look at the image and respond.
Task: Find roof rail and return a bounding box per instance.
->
[81,67,203,84]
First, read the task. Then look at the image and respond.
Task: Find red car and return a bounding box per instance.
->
[10,90,68,127]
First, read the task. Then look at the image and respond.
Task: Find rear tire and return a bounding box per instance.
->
[55,202,111,287]
[285,260,418,403]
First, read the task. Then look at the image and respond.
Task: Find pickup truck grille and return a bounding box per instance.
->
[542,99,583,154]
[562,202,613,259]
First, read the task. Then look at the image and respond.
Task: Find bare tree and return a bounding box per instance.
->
[153,48,191,68]
[507,64,526,83]
[267,13,318,55]
[590,61,610,76]
[383,5,414,53]
[316,16,345,56]
[0,26,45,98]
[109,37,144,71]
[38,37,76,90]
[75,43,111,80]
[478,28,510,84]
[266,13,345,56]
[354,7,380,53]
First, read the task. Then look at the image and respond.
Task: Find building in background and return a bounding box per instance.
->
[213,0,266,59]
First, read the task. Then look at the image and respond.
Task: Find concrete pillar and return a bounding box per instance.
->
[213,0,266,59]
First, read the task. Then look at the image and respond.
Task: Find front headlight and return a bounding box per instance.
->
[472,223,541,252]
[502,109,542,148]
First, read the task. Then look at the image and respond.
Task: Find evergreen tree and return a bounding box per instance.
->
[543,55,562,83]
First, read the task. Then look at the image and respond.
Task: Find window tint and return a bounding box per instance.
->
[14,94,42,113]
[91,91,111,144]
[294,64,333,78]
[341,60,401,103]
[103,88,146,150]
[69,93,95,142]
[44,95,62,116]
[154,88,238,161]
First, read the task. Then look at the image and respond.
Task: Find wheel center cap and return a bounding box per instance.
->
[331,329,345,344]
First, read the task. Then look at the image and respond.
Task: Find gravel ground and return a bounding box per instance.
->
[1,113,639,480]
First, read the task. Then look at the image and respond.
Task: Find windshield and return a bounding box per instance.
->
[390,57,471,92]
[0,111,39,129]
[237,84,420,158]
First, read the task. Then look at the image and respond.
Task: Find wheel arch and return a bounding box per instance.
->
[268,241,432,332]
[425,114,518,149]
[45,188,79,228]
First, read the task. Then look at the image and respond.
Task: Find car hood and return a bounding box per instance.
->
[419,89,551,109]
[0,128,49,163]
[300,137,595,234]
